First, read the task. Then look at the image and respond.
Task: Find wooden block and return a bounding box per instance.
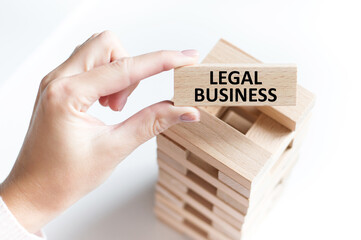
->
[155,207,207,240]
[156,183,184,209]
[163,108,272,189]
[221,109,253,134]
[203,38,315,130]
[218,171,250,199]
[155,197,184,222]
[213,205,243,228]
[157,133,188,160]
[158,158,245,222]
[174,63,297,106]
[229,106,261,123]
[210,220,241,240]
[158,148,249,208]
[157,149,187,175]
[156,193,232,240]
[158,167,188,193]
[257,85,315,130]
[246,114,294,186]
[157,180,241,238]
[216,188,248,215]
[187,152,218,178]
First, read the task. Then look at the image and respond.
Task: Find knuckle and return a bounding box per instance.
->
[157,50,174,71]
[98,30,116,44]
[113,57,133,83]
[151,118,167,136]
[44,78,73,105]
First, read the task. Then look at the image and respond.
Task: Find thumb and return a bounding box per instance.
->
[114,100,200,151]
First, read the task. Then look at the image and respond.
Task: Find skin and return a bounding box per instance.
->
[0,31,200,233]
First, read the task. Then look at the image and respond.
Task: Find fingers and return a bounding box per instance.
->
[113,101,200,152]
[106,83,139,111]
[41,30,128,91]
[70,49,199,110]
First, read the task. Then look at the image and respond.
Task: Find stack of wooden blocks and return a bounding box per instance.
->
[154,39,315,240]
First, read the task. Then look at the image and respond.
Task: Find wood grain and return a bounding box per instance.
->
[174,63,297,106]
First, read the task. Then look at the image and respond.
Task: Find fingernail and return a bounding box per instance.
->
[180,112,200,122]
[181,49,199,57]
[103,98,109,106]
[117,98,127,111]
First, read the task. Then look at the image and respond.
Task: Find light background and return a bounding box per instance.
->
[0,0,360,239]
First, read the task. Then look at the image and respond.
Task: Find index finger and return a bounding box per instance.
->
[70,49,199,109]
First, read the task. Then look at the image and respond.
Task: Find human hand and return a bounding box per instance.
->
[0,31,200,233]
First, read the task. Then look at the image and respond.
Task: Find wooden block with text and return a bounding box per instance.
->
[174,64,297,106]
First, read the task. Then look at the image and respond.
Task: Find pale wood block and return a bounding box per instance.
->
[257,85,315,131]
[210,221,241,240]
[218,171,250,199]
[158,148,249,208]
[157,133,188,161]
[158,158,245,222]
[213,205,243,228]
[156,183,184,209]
[157,178,241,239]
[155,198,184,222]
[174,63,297,107]
[188,152,218,178]
[157,149,187,175]
[155,207,207,240]
[156,193,232,240]
[221,109,253,134]
[228,106,260,123]
[164,107,272,189]
[216,188,248,215]
[246,114,294,187]
[246,114,294,155]
[158,167,188,193]
[202,106,227,117]
[203,38,315,131]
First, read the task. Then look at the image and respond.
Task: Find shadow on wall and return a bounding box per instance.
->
[69,182,186,240]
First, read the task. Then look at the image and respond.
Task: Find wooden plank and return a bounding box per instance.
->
[258,85,315,130]
[157,149,187,175]
[174,63,297,106]
[156,193,232,240]
[203,38,315,130]
[155,208,207,240]
[155,198,183,222]
[156,183,184,209]
[216,189,248,215]
[158,149,249,207]
[218,171,250,199]
[158,158,245,222]
[246,114,294,186]
[156,180,241,239]
[213,205,243,228]
[221,109,253,134]
[158,168,188,193]
[210,221,241,240]
[164,107,272,189]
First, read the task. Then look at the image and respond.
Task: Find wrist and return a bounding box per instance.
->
[0,173,68,233]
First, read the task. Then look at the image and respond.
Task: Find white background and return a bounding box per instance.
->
[0,0,360,239]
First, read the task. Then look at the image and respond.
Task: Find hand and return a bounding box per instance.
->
[0,31,200,233]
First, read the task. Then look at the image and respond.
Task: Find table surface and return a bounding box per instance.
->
[0,1,360,239]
